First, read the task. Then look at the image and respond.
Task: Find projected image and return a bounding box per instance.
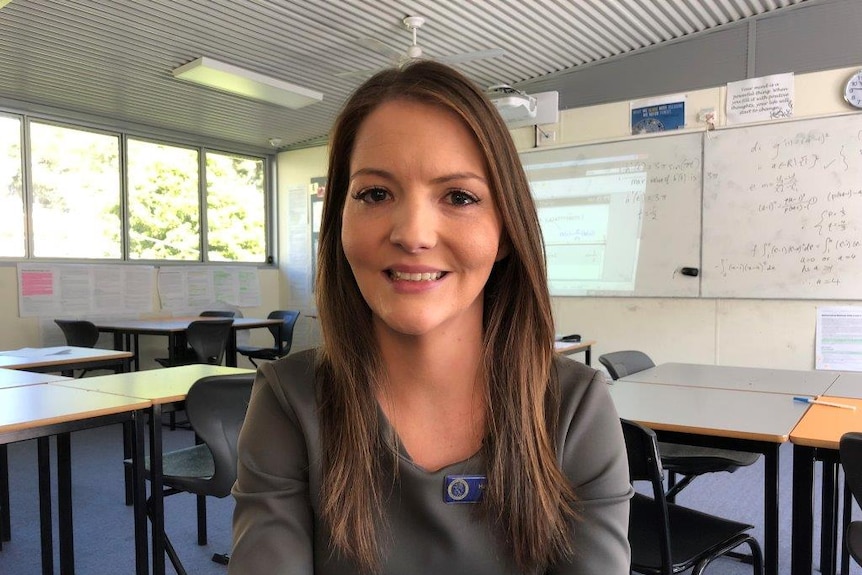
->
[526,159,647,295]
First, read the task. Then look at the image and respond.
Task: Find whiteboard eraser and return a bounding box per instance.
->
[680,267,699,277]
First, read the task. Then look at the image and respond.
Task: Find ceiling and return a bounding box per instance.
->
[0,0,811,154]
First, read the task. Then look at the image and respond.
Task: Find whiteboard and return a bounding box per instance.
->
[702,114,862,298]
[521,132,702,297]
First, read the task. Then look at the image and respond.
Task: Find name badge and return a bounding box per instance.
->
[443,475,486,504]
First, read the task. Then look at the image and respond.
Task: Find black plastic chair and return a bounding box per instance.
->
[133,373,254,574]
[199,310,236,318]
[622,418,764,575]
[599,350,759,500]
[840,432,862,567]
[54,319,102,377]
[236,310,299,367]
[155,319,234,368]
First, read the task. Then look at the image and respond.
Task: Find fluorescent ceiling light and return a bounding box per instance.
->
[172,56,323,109]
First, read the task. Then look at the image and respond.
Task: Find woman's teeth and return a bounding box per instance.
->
[389,271,443,281]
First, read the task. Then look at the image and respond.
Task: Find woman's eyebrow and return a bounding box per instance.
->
[430,172,488,185]
[349,167,392,182]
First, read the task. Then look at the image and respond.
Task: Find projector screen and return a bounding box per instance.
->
[520,132,702,297]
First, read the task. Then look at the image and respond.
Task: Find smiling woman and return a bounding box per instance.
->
[230,60,632,575]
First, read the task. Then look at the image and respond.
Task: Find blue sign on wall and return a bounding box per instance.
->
[631,101,685,134]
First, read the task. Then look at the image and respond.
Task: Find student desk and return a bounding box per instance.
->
[0,371,72,551]
[554,339,595,366]
[790,373,862,575]
[617,362,840,396]
[0,346,133,374]
[611,374,814,575]
[54,364,255,575]
[94,317,281,370]
[0,383,149,575]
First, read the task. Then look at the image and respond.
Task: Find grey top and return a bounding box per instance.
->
[230,349,632,574]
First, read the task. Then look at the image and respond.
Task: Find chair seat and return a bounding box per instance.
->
[849,521,862,565]
[629,493,756,572]
[236,345,283,361]
[658,442,760,475]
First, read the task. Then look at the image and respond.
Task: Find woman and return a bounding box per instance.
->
[230,60,631,574]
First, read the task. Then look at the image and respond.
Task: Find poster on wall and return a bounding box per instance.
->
[157,266,261,312]
[630,94,686,135]
[726,73,794,125]
[17,263,156,317]
[816,306,862,371]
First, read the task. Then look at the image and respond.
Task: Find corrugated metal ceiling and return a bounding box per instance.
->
[0,0,809,152]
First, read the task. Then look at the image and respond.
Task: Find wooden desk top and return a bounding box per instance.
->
[94,316,280,334]
[789,396,862,449]
[823,372,862,399]
[608,380,809,443]
[0,346,133,371]
[618,362,839,396]
[53,364,255,404]
[0,369,71,389]
[0,384,150,434]
[554,340,595,354]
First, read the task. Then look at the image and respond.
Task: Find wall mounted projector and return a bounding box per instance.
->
[486,85,538,124]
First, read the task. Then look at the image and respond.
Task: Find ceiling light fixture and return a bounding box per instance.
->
[172,56,323,109]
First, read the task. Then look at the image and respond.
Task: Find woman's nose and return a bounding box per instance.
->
[389,196,437,252]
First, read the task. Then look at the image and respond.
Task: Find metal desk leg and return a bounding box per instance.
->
[37,437,54,575]
[131,411,149,575]
[821,458,839,575]
[226,329,238,367]
[584,346,591,366]
[57,432,75,575]
[0,444,9,544]
[764,443,780,575]
[149,404,165,575]
[792,444,816,575]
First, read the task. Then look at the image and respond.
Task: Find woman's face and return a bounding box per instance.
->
[341,99,506,339]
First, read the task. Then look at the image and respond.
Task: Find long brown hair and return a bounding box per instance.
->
[315,60,577,573]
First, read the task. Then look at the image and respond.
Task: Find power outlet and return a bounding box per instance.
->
[537,128,556,146]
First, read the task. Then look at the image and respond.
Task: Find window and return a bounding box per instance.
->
[1,112,270,263]
[127,139,200,260]
[205,152,266,262]
[29,122,121,258]
[0,115,23,257]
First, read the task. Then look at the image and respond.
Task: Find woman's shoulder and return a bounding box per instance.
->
[256,348,319,417]
[552,354,618,436]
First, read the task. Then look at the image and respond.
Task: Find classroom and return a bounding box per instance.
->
[2,1,862,574]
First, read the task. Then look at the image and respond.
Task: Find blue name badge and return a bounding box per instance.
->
[443,475,486,504]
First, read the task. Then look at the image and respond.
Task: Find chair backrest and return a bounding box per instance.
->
[184,373,255,497]
[186,319,234,365]
[54,319,99,348]
[200,310,236,318]
[599,350,656,380]
[621,418,674,573]
[841,432,862,510]
[267,310,300,353]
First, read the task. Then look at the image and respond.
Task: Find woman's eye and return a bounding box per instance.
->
[448,189,479,206]
[354,187,390,203]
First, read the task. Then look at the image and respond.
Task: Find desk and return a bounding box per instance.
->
[0,370,72,551]
[0,346,133,374]
[790,377,862,575]
[0,384,149,575]
[95,317,281,370]
[609,376,812,575]
[54,364,255,575]
[554,339,595,366]
[618,362,839,396]
[0,369,70,389]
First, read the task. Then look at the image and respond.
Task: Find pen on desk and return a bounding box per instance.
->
[793,396,857,410]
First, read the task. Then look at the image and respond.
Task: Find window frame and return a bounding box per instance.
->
[0,108,274,265]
